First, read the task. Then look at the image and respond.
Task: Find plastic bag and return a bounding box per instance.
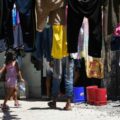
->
[19,82,26,92]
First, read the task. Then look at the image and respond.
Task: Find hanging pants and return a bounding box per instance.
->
[19,9,35,52]
[67,0,102,57]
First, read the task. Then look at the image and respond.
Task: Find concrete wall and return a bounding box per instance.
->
[0,52,6,98]
[21,53,41,98]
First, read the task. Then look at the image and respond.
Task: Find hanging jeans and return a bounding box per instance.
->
[67,0,102,57]
[3,0,14,48]
[33,25,53,61]
[13,24,23,49]
[52,57,74,98]
[16,0,32,14]
[19,9,35,52]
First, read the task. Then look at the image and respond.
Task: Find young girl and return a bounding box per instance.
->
[0,52,24,110]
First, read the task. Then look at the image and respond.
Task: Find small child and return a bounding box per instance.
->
[0,52,24,110]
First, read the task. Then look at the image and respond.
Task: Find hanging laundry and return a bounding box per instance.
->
[51,25,68,59]
[35,0,65,32]
[12,4,24,50]
[31,25,53,70]
[86,56,104,79]
[67,0,102,58]
[113,23,120,37]
[7,0,35,52]
[19,8,35,52]
[111,23,120,51]
[0,0,3,38]
[103,0,120,72]
[2,0,14,48]
[12,4,17,26]
[16,0,32,14]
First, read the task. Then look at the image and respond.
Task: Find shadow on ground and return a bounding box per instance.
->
[28,107,63,111]
[0,109,21,120]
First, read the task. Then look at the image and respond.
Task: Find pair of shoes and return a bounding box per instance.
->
[63,106,72,111]
[48,101,56,109]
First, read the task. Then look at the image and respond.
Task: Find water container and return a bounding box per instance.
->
[19,82,26,92]
[94,88,107,105]
[73,87,86,103]
[86,86,98,105]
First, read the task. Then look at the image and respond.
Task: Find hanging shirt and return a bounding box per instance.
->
[68,0,99,17]
[16,0,32,14]
[35,0,65,31]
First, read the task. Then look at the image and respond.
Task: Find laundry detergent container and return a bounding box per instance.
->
[86,86,98,105]
[94,88,107,105]
[73,87,86,103]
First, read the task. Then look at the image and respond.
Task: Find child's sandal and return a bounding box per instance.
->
[63,105,72,111]
[2,106,9,111]
[14,103,21,107]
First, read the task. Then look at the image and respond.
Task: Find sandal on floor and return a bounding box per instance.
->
[48,101,56,109]
[63,106,72,111]
[14,103,21,107]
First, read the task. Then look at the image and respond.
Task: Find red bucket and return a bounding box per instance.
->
[94,88,107,105]
[86,86,98,105]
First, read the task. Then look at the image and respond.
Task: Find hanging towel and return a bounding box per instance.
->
[51,25,68,59]
[86,56,104,79]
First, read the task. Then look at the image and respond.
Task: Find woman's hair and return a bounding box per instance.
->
[5,52,16,65]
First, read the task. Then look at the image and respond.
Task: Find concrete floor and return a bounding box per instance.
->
[0,100,120,120]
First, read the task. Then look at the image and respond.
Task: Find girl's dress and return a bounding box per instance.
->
[5,62,18,88]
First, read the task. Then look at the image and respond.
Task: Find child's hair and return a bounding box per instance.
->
[5,52,16,65]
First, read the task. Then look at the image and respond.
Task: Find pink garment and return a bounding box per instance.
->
[17,11,20,24]
[114,23,120,36]
[65,5,68,25]
[5,62,18,88]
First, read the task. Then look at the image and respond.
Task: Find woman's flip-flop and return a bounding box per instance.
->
[14,103,21,107]
[63,106,72,111]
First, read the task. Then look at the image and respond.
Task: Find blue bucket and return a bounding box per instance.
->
[73,87,86,103]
